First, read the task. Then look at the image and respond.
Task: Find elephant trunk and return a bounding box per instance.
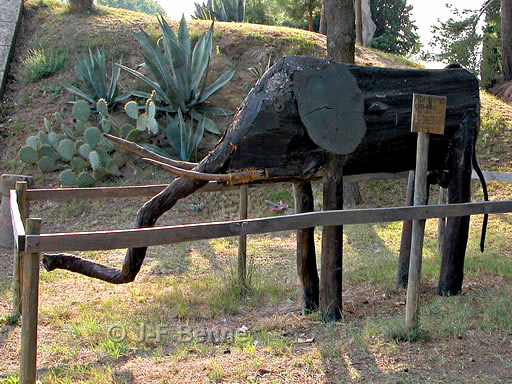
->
[43,124,238,283]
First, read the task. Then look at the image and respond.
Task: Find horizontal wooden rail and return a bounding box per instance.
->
[25,200,512,253]
[472,170,512,183]
[24,172,411,201]
[10,190,25,250]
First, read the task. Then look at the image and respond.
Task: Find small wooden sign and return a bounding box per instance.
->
[411,94,447,135]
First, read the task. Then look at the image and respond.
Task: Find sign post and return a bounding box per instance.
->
[405,94,447,331]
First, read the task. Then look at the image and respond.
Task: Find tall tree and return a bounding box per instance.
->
[275,0,321,31]
[481,0,501,88]
[319,0,325,34]
[370,0,420,55]
[356,0,363,45]
[326,0,355,63]
[503,0,512,80]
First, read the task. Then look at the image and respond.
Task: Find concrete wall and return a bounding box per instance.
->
[0,0,23,97]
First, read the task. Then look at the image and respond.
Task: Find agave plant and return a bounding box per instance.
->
[153,111,205,161]
[248,54,273,81]
[193,0,246,22]
[119,15,235,134]
[61,47,131,110]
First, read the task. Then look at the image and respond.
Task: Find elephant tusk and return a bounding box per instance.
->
[142,158,267,185]
[104,133,198,170]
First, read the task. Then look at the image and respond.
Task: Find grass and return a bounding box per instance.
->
[22,47,67,83]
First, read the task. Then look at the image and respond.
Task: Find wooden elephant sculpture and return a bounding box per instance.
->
[44,56,487,320]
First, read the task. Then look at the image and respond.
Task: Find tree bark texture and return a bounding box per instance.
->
[502,0,512,81]
[326,0,355,63]
[356,0,363,45]
[293,182,319,314]
[319,0,326,34]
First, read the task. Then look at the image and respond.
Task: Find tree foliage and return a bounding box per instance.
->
[273,0,321,31]
[426,0,502,79]
[369,0,420,56]
[96,0,166,15]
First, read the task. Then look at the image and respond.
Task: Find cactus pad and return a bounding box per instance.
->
[88,150,101,171]
[125,101,138,119]
[73,100,91,122]
[137,113,149,131]
[38,156,57,173]
[71,156,88,171]
[97,98,109,116]
[26,136,39,151]
[19,146,38,164]
[79,143,92,159]
[39,131,51,146]
[77,172,96,187]
[39,145,58,160]
[60,170,77,186]
[84,127,101,148]
[57,139,75,161]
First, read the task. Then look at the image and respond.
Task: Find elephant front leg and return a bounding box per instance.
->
[320,154,344,321]
[294,182,319,314]
[438,115,476,296]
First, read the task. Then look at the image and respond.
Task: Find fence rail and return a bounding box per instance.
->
[22,200,512,253]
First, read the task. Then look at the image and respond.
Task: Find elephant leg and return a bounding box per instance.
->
[293,181,319,314]
[320,154,344,322]
[438,114,476,296]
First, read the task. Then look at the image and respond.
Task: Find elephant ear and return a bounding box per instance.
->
[293,63,366,155]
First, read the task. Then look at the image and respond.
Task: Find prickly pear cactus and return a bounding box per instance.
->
[19,98,126,187]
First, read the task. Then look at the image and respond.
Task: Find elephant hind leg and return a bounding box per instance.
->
[438,114,476,296]
[294,181,319,314]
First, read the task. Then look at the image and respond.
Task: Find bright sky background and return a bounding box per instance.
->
[158,0,486,67]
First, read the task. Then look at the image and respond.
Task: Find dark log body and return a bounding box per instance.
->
[228,56,479,178]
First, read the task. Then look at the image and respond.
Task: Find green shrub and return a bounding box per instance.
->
[23,48,66,83]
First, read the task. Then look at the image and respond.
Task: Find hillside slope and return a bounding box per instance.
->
[0,0,421,185]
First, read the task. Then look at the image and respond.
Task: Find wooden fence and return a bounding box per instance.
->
[8,170,512,383]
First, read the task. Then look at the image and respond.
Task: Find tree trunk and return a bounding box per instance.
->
[355,0,363,45]
[325,0,355,63]
[502,0,512,81]
[69,0,94,12]
[325,0,360,205]
[319,0,326,34]
[308,8,313,31]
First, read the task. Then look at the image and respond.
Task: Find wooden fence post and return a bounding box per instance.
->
[405,133,429,330]
[238,185,248,289]
[13,181,28,316]
[20,218,41,384]
[405,93,446,331]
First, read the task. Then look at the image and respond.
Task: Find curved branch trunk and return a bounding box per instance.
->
[43,129,235,283]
